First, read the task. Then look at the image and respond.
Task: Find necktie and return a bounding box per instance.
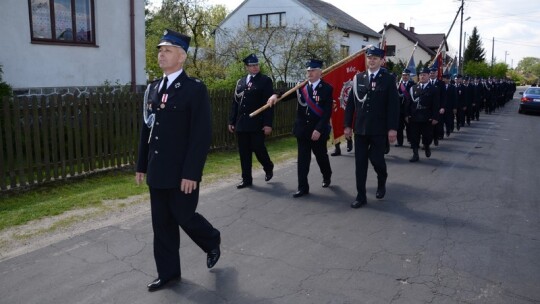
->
[370,73,375,83]
[158,76,168,99]
[247,75,252,83]
[308,83,314,95]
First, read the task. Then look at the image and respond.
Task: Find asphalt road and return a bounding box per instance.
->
[1,93,539,304]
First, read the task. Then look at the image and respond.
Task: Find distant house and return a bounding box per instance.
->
[0,0,146,96]
[214,0,380,80]
[382,23,449,68]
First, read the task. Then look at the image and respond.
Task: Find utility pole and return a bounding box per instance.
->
[505,51,509,64]
[491,37,495,67]
[458,0,464,74]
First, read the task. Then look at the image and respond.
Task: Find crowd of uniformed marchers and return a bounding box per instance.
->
[135,30,518,291]
[394,67,516,162]
[228,48,517,208]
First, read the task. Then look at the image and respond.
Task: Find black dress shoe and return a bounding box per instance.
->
[351,199,367,208]
[330,150,341,156]
[207,247,220,269]
[433,138,439,146]
[376,186,386,199]
[322,179,331,188]
[264,171,273,182]
[346,139,353,152]
[425,146,431,158]
[292,190,309,198]
[236,180,252,189]
[147,276,180,292]
[395,143,403,147]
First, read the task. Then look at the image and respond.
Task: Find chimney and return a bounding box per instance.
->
[409,27,415,33]
[399,22,405,28]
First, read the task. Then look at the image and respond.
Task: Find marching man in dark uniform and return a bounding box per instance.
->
[441,73,457,137]
[267,59,333,198]
[405,67,440,162]
[136,29,221,292]
[428,67,446,145]
[455,74,467,130]
[396,68,415,147]
[344,46,400,208]
[228,54,274,189]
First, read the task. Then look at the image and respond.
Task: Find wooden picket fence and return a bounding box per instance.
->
[0,89,296,191]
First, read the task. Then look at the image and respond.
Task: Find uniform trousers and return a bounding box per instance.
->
[296,136,332,191]
[149,187,220,280]
[444,110,454,135]
[237,131,273,182]
[396,115,409,145]
[456,108,466,127]
[408,121,433,148]
[353,134,388,201]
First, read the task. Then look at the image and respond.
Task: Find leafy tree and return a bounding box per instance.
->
[216,23,339,84]
[464,61,491,78]
[490,62,508,79]
[145,0,228,81]
[515,57,540,82]
[463,27,486,64]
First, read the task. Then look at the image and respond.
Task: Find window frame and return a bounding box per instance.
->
[28,0,96,46]
[340,45,350,58]
[248,12,286,29]
[386,45,396,57]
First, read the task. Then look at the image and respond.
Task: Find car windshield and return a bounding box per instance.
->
[526,88,540,95]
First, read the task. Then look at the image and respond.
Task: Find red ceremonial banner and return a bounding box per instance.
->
[323,52,366,144]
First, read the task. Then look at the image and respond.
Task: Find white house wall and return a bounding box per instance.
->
[386,28,433,66]
[0,0,146,90]
[216,0,377,57]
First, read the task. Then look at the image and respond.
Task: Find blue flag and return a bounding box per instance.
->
[449,56,458,77]
[406,56,416,76]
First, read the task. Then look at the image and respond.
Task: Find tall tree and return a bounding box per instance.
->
[216,23,339,84]
[463,27,486,64]
[145,0,228,80]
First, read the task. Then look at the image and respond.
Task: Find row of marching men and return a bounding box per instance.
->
[396,67,516,162]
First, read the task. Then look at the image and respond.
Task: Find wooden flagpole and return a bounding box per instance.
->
[249,46,370,117]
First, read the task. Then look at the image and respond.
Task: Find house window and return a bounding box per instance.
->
[363,35,369,42]
[248,12,286,29]
[386,45,396,56]
[342,31,349,38]
[29,0,95,45]
[340,45,350,57]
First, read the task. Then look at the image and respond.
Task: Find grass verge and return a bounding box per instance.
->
[0,136,297,232]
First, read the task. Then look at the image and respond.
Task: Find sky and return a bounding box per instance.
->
[152,0,540,68]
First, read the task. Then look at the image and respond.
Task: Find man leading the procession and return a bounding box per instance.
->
[344,46,400,209]
[267,59,333,198]
[136,29,221,292]
[228,54,275,189]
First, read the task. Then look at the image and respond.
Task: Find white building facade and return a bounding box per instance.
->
[0,0,146,95]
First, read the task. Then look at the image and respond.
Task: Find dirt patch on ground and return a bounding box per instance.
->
[0,168,263,262]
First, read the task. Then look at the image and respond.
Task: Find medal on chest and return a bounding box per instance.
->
[313,89,320,102]
[160,93,168,109]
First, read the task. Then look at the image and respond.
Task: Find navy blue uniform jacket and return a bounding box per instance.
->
[405,82,440,122]
[345,69,400,135]
[137,72,211,189]
[229,73,274,131]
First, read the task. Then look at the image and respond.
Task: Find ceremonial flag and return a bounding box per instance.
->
[429,40,445,80]
[323,50,366,144]
[448,55,458,76]
[379,23,387,67]
[405,42,418,76]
